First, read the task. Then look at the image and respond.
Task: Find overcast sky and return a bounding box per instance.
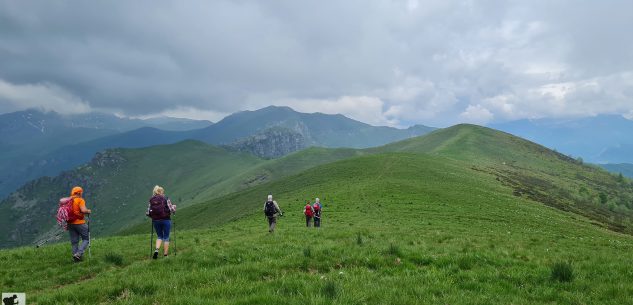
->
[0,1,631,127]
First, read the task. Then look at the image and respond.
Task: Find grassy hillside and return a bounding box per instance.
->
[6,124,633,249]
[374,124,633,234]
[1,143,365,248]
[0,141,263,248]
[3,152,633,304]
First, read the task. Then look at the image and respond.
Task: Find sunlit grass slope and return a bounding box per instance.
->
[3,153,633,304]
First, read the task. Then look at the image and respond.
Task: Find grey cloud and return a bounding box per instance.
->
[0,0,631,126]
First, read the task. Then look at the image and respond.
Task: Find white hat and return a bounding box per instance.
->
[268,194,273,201]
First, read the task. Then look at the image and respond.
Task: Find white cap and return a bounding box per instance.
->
[268,194,273,201]
[315,198,320,203]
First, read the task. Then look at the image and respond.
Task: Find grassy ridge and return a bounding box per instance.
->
[3,153,633,304]
[375,124,633,234]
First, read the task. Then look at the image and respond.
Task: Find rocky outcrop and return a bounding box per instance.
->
[226,127,307,159]
[90,150,126,168]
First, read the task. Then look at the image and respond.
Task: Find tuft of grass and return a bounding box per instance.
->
[356,232,363,245]
[387,243,402,256]
[322,281,338,299]
[303,247,312,258]
[551,261,574,282]
[457,256,475,270]
[104,252,125,266]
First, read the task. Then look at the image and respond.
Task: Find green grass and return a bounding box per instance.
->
[3,152,633,304]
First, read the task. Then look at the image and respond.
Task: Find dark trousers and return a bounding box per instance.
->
[314,216,321,227]
[306,216,313,227]
[268,216,277,232]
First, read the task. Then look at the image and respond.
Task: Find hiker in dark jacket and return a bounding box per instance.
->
[304,200,315,227]
[263,194,282,233]
[147,185,176,259]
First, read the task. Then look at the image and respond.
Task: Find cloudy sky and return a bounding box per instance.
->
[0,0,631,127]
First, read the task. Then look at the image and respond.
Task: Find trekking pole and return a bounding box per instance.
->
[34,230,64,248]
[150,219,154,259]
[87,215,91,258]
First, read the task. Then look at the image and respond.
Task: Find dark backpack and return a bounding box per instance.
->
[264,201,276,216]
[149,195,170,220]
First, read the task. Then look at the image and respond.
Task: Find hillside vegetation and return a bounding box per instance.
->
[0,141,262,248]
[4,124,633,250]
[1,143,364,248]
[2,152,633,304]
[375,124,633,234]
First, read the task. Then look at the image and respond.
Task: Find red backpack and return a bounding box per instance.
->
[56,197,80,230]
[313,203,321,217]
[304,204,314,217]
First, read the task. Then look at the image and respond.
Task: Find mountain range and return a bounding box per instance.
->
[489,115,633,164]
[0,106,434,199]
[0,110,212,199]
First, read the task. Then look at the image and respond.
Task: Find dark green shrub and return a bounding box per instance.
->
[599,192,608,204]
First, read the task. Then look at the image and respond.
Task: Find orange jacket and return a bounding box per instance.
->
[70,187,86,225]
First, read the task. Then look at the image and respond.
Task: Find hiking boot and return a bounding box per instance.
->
[73,254,82,262]
[153,250,159,259]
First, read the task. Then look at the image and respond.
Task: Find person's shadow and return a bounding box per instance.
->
[2,295,18,305]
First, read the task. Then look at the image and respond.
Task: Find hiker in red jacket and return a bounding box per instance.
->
[304,200,315,227]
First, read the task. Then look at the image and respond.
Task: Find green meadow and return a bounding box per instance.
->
[2,149,633,304]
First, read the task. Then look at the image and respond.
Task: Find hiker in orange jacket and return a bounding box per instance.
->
[68,186,91,262]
